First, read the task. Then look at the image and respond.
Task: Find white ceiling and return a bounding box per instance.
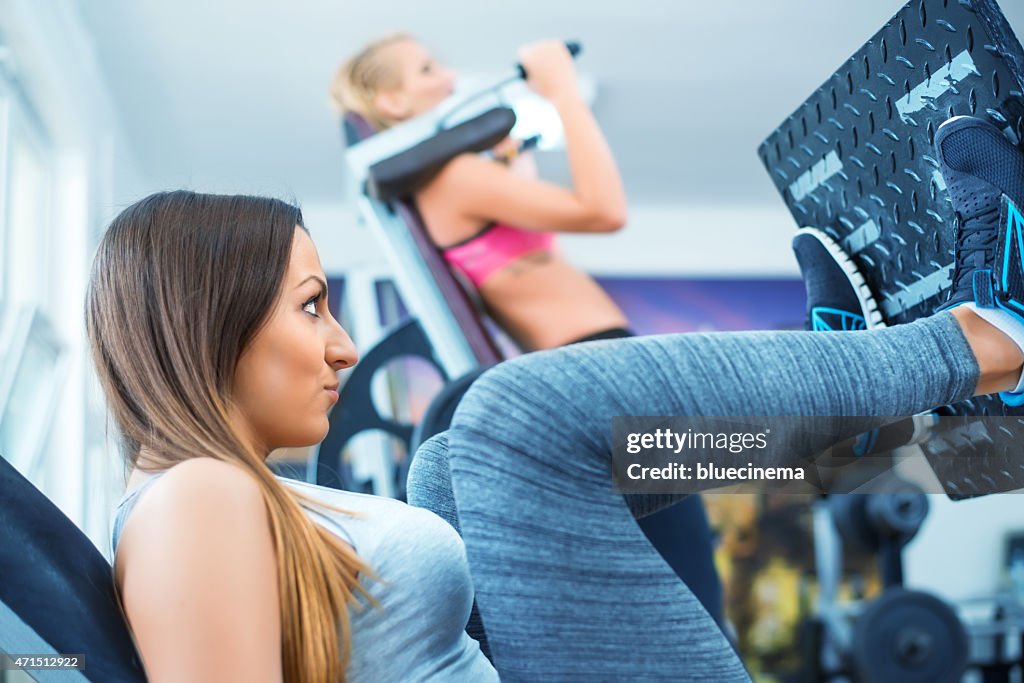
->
[78,0,1024,206]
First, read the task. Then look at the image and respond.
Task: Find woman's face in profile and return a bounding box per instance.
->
[230,228,357,454]
[385,39,456,119]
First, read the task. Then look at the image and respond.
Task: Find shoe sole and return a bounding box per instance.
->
[794,227,886,329]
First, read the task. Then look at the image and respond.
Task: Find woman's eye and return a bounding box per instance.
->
[303,296,320,317]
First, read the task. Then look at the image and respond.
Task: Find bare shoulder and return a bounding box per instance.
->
[116,458,269,578]
[440,151,499,178]
[116,458,282,680]
[417,153,506,242]
[426,152,506,196]
[144,457,264,509]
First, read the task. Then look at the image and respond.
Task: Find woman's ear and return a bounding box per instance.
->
[372,90,409,120]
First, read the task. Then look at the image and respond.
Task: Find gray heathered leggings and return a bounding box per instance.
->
[407,313,979,681]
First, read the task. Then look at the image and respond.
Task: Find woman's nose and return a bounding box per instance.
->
[326,323,358,370]
[443,68,457,91]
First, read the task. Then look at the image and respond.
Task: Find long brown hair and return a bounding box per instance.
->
[329,32,413,130]
[86,190,372,682]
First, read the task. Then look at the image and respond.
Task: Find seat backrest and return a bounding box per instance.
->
[0,456,146,681]
[342,111,504,366]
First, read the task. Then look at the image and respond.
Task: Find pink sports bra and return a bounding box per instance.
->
[442,222,556,287]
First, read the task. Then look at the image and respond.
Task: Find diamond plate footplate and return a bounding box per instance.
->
[920,416,1024,499]
[760,0,1024,428]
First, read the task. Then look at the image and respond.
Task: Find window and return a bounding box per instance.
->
[0,305,64,478]
[0,55,62,484]
[0,69,53,306]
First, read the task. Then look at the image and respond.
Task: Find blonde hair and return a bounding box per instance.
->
[330,32,413,131]
[87,191,375,683]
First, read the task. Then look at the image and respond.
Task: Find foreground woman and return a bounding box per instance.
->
[98,115,1024,680]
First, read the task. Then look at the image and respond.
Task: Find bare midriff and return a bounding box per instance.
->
[476,249,628,351]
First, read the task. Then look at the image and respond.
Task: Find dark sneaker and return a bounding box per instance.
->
[792,227,884,331]
[934,115,1024,405]
[793,228,937,453]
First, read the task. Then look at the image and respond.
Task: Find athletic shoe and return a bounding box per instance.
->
[792,227,885,331]
[934,116,1024,406]
[793,228,940,454]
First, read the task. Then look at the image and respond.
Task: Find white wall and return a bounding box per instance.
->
[559,203,801,276]
[301,201,384,274]
[307,200,803,279]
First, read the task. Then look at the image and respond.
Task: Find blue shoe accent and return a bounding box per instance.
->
[810,306,867,332]
[972,269,994,307]
[934,116,1024,405]
[1000,389,1024,406]
[997,199,1024,315]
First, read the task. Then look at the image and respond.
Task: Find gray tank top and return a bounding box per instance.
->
[111,473,498,682]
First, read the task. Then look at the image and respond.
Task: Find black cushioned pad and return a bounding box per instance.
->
[0,456,145,681]
[367,107,516,202]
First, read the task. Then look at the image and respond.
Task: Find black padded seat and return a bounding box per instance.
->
[0,456,145,681]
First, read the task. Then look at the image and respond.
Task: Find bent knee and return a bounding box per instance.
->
[450,350,611,467]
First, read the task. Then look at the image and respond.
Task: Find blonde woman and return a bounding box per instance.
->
[332,37,628,350]
[331,35,727,626]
